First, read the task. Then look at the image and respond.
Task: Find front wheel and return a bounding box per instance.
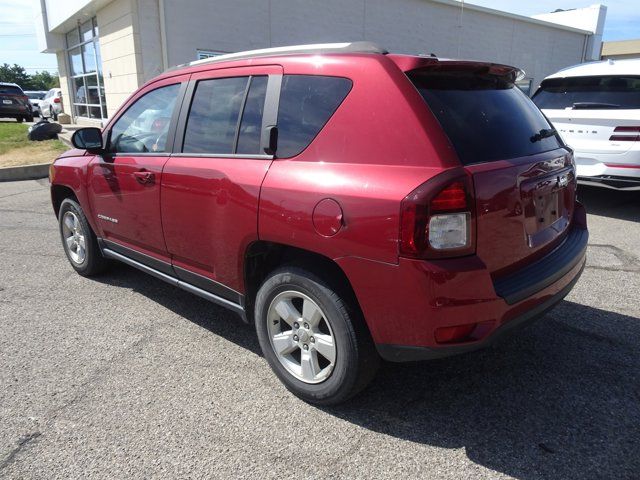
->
[255,268,379,405]
[58,198,108,276]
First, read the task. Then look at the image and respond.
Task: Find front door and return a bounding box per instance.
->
[87,77,187,261]
[161,66,282,297]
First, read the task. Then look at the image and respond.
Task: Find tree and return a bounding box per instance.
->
[0,64,59,91]
[30,71,59,90]
[0,63,32,89]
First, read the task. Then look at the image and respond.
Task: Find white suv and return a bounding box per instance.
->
[533,59,640,190]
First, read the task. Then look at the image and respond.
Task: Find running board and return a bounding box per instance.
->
[102,247,247,322]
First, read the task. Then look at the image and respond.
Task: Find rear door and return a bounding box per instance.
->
[161,65,281,296]
[87,75,188,264]
[409,67,575,276]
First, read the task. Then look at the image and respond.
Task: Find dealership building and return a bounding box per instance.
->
[33,0,607,125]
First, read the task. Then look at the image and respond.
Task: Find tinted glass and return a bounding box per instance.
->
[183,77,248,154]
[277,75,352,158]
[109,83,180,154]
[236,76,267,154]
[0,86,23,95]
[410,71,562,165]
[532,76,640,109]
[26,92,45,100]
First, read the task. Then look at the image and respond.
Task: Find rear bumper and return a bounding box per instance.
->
[574,150,640,190]
[578,175,640,191]
[0,105,30,116]
[337,206,588,363]
[376,260,584,362]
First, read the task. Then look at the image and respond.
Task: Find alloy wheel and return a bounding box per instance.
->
[267,291,337,384]
[62,211,86,264]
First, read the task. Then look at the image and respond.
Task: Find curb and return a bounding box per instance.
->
[0,163,51,182]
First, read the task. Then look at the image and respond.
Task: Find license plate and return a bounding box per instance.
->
[2,99,12,104]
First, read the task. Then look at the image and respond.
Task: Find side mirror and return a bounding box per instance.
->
[72,127,103,152]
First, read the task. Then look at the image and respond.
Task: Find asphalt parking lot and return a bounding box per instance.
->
[0,179,638,479]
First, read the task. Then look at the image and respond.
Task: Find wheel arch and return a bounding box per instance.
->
[51,184,78,217]
[243,241,368,332]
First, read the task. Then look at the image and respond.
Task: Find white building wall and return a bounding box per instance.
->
[162,0,591,90]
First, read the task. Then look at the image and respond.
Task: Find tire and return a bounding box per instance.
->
[255,267,379,405]
[58,198,109,276]
[52,111,58,121]
[25,115,33,122]
[16,116,23,123]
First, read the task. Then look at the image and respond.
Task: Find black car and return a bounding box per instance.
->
[0,83,34,123]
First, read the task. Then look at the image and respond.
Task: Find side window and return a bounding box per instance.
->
[109,83,180,154]
[276,75,352,158]
[236,76,268,154]
[183,77,248,154]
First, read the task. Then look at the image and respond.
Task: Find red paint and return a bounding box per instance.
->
[50,50,587,353]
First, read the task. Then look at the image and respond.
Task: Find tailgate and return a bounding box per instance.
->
[407,61,575,276]
[467,150,576,276]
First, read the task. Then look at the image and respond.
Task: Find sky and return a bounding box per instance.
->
[0,0,638,75]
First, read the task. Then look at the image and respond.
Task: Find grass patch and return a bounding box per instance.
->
[0,122,68,167]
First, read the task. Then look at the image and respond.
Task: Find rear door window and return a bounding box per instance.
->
[532,75,640,110]
[183,75,268,155]
[409,71,563,165]
[276,75,352,158]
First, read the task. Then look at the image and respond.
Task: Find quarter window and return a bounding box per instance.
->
[276,75,352,158]
[109,83,180,154]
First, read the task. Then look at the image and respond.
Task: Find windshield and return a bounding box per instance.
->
[409,71,563,165]
[532,75,640,110]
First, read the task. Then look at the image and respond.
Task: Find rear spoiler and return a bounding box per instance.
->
[388,54,525,83]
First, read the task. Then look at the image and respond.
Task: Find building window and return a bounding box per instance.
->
[196,50,227,60]
[66,18,107,120]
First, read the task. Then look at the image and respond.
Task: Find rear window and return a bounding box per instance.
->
[26,92,45,100]
[0,85,23,95]
[276,75,351,158]
[532,75,640,110]
[409,71,562,165]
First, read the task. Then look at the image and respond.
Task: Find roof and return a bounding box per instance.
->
[544,58,640,79]
[173,42,387,70]
[601,39,640,56]
[0,82,20,87]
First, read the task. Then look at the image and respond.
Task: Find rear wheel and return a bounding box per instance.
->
[52,110,58,121]
[16,116,23,123]
[58,198,108,276]
[255,267,379,405]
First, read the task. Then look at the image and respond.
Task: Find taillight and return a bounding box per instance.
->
[53,97,61,104]
[399,169,475,259]
[609,126,640,142]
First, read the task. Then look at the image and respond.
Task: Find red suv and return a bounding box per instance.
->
[51,42,588,405]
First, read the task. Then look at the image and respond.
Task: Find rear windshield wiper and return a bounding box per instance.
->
[572,102,621,109]
[530,128,557,143]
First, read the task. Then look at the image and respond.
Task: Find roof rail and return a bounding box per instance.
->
[168,42,387,71]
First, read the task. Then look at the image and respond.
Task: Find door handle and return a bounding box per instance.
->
[133,170,155,185]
